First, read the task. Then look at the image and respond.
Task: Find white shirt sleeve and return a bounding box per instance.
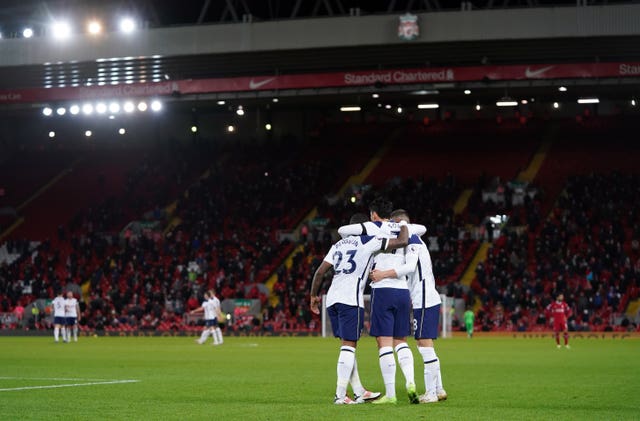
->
[394,252,419,278]
[409,224,427,236]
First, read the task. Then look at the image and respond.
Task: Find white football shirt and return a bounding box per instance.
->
[52,296,66,317]
[338,220,426,238]
[324,235,389,308]
[208,296,221,320]
[64,297,78,317]
[405,235,442,309]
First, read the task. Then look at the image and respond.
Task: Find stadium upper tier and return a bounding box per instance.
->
[0,4,640,93]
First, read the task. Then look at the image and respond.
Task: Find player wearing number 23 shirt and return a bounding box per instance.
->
[310,213,408,404]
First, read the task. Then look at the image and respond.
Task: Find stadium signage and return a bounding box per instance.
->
[398,13,419,41]
[77,82,176,99]
[1,61,640,104]
[619,63,640,75]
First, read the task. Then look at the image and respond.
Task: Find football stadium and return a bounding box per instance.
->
[0,0,639,419]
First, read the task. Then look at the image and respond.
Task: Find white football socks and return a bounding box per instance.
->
[336,346,355,398]
[378,346,396,398]
[54,326,60,342]
[198,329,210,344]
[214,327,223,344]
[419,346,440,397]
[395,343,415,388]
[349,358,366,397]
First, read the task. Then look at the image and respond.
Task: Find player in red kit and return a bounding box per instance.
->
[545,293,572,349]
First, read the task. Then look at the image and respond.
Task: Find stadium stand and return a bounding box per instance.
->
[1,1,640,336]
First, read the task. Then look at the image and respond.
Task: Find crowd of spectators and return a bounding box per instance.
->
[1,124,639,334]
[471,173,640,332]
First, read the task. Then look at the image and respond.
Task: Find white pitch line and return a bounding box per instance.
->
[0,377,111,381]
[0,379,139,392]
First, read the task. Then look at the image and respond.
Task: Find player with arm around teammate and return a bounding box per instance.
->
[64,291,81,342]
[370,209,447,404]
[310,213,409,405]
[363,199,420,405]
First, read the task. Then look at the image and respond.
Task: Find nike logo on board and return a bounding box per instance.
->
[249,78,275,89]
[524,66,554,78]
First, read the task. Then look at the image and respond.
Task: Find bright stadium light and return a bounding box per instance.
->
[340,106,361,112]
[85,130,92,137]
[191,126,198,133]
[82,103,94,115]
[577,98,599,104]
[632,99,637,107]
[43,107,53,116]
[496,100,518,107]
[56,107,66,116]
[119,18,136,34]
[123,101,135,113]
[137,101,148,112]
[521,99,528,105]
[553,102,560,109]
[87,20,102,35]
[265,123,272,131]
[272,98,279,103]
[49,131,56,138]
[475,104,481,111]
[558,86,568,92]
[69,104,80,115]
[51,21,71,40]
[23,28,34,38]
[217,100,225,105]
[96,103,107,114]
[397,106,403,114]
[464,89,471,95]
[150,100,162,112]
[236,105,244,116]
[119,128,126,135]
[372,93,379,99]
[417,103,439,109]
[109,102,121,113]
[227,125,235,133]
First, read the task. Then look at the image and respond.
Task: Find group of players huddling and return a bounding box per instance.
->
[52,290,80,343]
[310,198,446,405]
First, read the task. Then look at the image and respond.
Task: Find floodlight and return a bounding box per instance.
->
[52,21,71,40]
[119,18,136,34]
[87,20,102,35]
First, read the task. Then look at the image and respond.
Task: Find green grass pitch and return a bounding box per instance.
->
[1,335,638,420]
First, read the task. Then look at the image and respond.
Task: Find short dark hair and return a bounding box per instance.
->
[369,198,393,219]
[349,213,368,224]
[390,209,410,222]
